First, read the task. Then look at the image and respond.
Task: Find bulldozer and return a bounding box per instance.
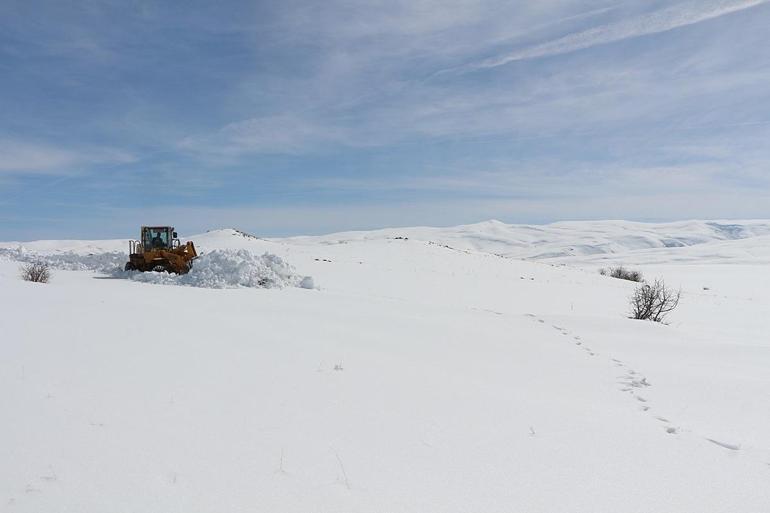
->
[125,226,198,274]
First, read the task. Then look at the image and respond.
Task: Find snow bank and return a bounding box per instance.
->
[122,249,315,289]
[0,247,314,290]
[0,247,126,273]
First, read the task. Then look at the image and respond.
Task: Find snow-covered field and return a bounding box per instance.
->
[2,221,769,512]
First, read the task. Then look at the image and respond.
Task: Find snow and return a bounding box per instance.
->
[284,218,770,259]
[123,250,315,290]
[1,220,769,512]
[0,243,314,291]
[0,247,126,273]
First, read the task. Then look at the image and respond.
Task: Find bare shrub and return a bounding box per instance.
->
[630,279,680,322]
[20,261,51,283]
[600,265,643,282]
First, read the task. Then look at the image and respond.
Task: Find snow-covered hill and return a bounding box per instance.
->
[7,220,770,261]
[284,219,770,259]
[1,221,769,512]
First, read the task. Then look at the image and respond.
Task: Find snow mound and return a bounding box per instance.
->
[0,247,126,273]
[123,249,315,290]
[0,247,314,290]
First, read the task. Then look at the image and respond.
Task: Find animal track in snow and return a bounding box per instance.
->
[706,438,740,451]
[525,316,688,440]
[618,375,651,389]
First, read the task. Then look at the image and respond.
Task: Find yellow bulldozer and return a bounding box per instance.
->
[125,226,198,274]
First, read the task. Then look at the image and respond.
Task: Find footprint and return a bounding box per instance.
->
[655,416,670,423]
[635,396,648,403]
[621,377,651,388]
[665,426,678,434]
[706,438,740,451]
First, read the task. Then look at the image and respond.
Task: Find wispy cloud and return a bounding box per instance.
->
[178,114,349,158]
[0,140,135,175]
[452,0,769,72]
[3,1,770,238]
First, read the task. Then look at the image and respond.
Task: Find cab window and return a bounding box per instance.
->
[143,229,169,248]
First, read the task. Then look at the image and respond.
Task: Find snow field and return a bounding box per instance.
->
[2,221,770,512]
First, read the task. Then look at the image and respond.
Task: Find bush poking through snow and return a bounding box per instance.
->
[600,265,643,282]
[629,279,680,322]
[20,261,51,283]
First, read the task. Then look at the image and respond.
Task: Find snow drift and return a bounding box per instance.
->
[0,247,126,273]
[123,249,315,289]
[0,247,314,290]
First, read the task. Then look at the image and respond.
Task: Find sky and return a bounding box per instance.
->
[1,0,770,239]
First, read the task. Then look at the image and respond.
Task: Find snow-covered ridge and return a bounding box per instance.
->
[4,220,770,263]
[283,219,770,260]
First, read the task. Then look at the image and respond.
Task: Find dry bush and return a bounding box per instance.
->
[20,261,51,283]
[630,279,680,322]
[600,265,643,282]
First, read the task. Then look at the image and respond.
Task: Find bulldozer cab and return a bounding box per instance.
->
[141,226,178,251]
[126,225,196,274]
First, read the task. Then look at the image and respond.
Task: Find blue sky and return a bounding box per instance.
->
[2,0,770,239]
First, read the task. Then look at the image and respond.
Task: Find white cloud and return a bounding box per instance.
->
[0,140,136,175]
[178,114,349,157]
[454,0,769,72]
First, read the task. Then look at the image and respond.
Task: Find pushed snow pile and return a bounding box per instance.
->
[0,247,126,273]
[124,249,315,290]
[0,247,314,290]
